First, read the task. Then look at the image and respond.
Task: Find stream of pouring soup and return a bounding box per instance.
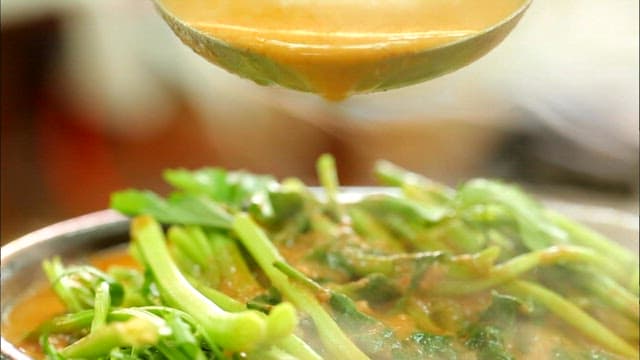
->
[159,0,525,99]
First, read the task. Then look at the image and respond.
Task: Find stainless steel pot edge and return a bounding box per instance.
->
[1,210,127,264]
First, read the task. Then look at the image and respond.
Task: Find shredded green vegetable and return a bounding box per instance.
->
[27,154,637,359]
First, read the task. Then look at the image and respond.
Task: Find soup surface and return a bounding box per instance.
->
[160,0,525,99]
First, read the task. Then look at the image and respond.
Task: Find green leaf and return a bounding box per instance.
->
[478,292,524,328]
[393,332,458,360]
[110,190,232,228]
[337,273,403,306]
[164,168,277,208]
[456,179,568,251]
[461,292,522,360]
[328,292,401,357]
[464,325,514,360]
[358,194,449,224]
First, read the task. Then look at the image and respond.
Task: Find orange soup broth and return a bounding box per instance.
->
[159,0,525,99]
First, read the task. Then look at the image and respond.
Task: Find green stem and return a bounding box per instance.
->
[131,215,270,352]
[404,297,447,335]
[373,160,454,201]
[581,272,639,322]
[90,282,110,332]
[546,211,636,274]
[61,318,162,358]
[188,276,247,312]
[317,154,339,202]
[316,153,344,219]
[190,277,323,360]
[502,280,638,358]
[209,232,263,297]
[348,206,405,253]
[432,245,626,295]
[167,225,212,268]
[32,310,94,339]
[232,213,370,360]
[276,335,324,360]
[43,257,84,312]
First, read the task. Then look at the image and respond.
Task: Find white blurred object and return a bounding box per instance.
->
[334,0,639,140]
[52,0,180,139]
[493,0,639,175]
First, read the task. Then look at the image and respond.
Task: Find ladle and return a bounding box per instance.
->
[152,0,532,100]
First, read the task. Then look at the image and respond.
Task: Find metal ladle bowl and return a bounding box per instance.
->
[151,0,532,98]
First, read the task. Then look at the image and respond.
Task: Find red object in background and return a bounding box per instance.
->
[2,16,67,240]
[32,87,224,217]
[35,95,127,215]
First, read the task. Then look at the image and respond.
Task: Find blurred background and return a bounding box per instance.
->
[2,0,638,243]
